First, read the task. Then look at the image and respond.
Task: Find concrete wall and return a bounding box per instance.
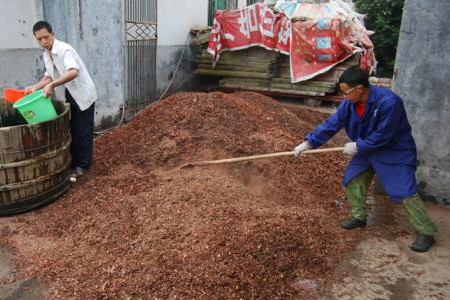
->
[0,0,43,49]
[0,49,44,90]
[155,0,253,99]
[394,0,450,205]
[43,0,126,127]
[157,0,207,46]
[156,46,200,99]
[2,0,248,126]
[0,0,44,91]
[156,0,208,98]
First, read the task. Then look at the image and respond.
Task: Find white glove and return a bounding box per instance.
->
[293,141,311,157]
[343,142,358,155]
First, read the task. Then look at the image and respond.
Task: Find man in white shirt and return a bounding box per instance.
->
[27,21,97,178]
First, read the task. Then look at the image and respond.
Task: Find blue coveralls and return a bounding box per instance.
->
[305,85,417,203]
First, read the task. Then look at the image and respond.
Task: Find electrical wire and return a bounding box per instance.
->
[156,46,187,102]
[94,33,190,136]
[94,0,241,135]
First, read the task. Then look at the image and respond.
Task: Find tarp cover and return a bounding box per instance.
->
[207,0,376,82]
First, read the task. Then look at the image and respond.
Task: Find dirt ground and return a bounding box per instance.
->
[1,92,449,299]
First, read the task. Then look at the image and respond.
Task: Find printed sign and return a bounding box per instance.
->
[207,3,375,83]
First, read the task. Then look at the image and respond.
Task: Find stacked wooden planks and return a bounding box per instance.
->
[194,46,361,102]
[195,48,279,79]
[190,27,213,47]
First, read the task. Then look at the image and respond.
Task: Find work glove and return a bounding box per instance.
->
[293,141,311,157]
[343,142,358,155]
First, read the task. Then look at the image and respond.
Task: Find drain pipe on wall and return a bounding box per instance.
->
[78,0,84,40]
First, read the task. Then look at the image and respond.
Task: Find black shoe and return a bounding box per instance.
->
[341,217,367,230]
[411,234,435,252]
[71,166,85,178]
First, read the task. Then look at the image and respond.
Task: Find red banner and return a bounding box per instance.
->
[207,4,374,82]
[289,18,355,82]
[207,4,290,61]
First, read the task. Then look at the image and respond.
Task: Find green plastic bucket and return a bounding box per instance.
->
[13,89,57,124]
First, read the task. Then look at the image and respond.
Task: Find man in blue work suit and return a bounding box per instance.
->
[293,66,437,252]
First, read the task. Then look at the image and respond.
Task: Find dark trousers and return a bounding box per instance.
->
[65,89,95,170]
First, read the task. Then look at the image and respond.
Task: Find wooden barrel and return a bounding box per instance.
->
[0,101,71,216]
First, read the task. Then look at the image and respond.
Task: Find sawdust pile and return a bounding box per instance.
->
[0,92,363,299]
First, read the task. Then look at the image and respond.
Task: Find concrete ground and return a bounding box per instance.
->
[0,247,48,300]
[320,198,450,300]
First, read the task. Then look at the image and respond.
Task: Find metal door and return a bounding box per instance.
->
[125,0,157,119]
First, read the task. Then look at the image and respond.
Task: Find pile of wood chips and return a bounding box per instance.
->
[0,92,366,299]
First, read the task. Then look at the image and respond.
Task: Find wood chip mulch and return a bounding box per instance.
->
[0,91,365,299]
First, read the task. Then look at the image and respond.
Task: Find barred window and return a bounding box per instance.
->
[208,0,239,26]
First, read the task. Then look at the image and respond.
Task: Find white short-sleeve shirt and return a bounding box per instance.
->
[43,39,97,111]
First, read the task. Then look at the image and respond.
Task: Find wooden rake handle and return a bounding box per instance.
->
[181,147,345,168]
